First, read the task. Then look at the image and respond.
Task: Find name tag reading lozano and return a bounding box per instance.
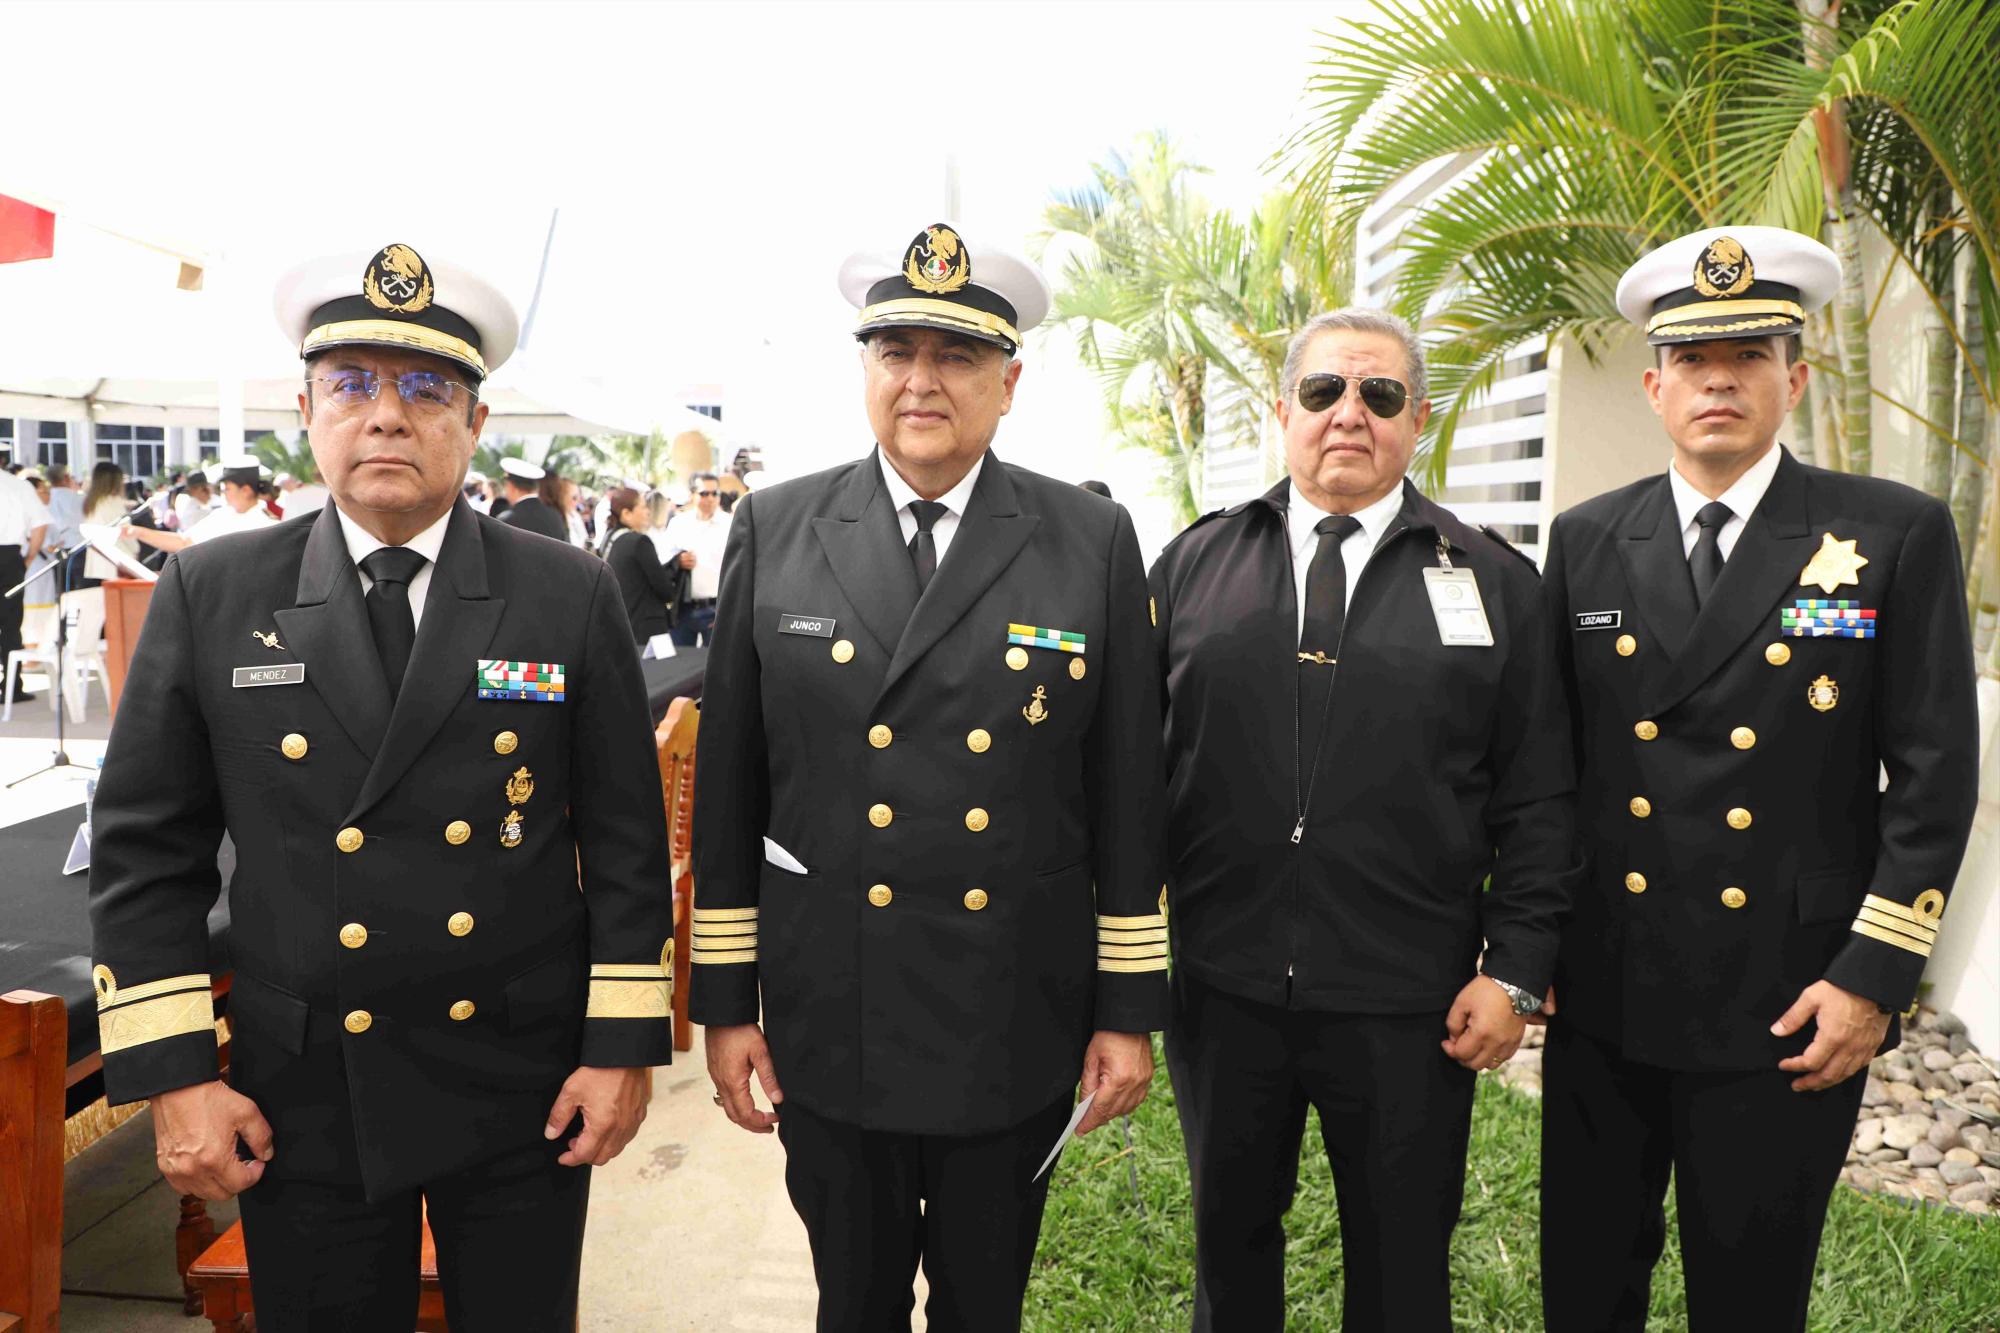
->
[778,613,836,638]
[1574,610,1623,631]
[233,663,307,688]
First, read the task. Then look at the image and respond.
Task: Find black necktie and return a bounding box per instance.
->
[1688,500,1732,606]
[1298,514,1363,805]
[359,546,428,702]
[908,500,947,592]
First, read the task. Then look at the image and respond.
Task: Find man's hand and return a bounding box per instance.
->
[1524,984,1558,1028]
[1441,976,1527,1071]
[1773,980,1891,1092]
[543,1066,651,1166]
[1075,1030,1152,1136]
[704,1023,783,1134]
[679,550,697,570]
[152,1080,274,1201]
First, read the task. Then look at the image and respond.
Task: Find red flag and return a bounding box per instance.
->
[0,194,56,263]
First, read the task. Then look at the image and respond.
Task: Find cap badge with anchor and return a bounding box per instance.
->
[362,243,434,314]
[1615,224,1838,347]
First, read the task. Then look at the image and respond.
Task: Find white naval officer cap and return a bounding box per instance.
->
[837,222,1051,354]
[274,242,520,380]
[499,456,546,482]
[219,454,262,486]
[1616,226,1839,346]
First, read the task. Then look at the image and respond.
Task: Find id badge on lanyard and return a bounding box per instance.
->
[1422,537,1495,647]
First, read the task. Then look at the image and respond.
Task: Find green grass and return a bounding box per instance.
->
[1025,1045,2000,1331]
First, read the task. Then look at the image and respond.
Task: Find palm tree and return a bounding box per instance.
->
[248,433,319,483]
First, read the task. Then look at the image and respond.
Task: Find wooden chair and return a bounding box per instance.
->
[188,1209,448,1332]
[0,990,65,1333]
[654,697,699,1053]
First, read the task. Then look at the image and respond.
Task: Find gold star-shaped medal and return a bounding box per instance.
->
[1799,532,1868,595]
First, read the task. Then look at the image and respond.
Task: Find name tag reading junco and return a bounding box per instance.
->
[778,613,835,638]
[233,663,306,688]
[1423,568,1494,647]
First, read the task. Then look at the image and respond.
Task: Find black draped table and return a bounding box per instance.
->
[642,645,706,718]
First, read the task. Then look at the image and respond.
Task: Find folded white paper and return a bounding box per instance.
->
[647,632,677,658]
[762,837,808,874]
[1033,1091,1096,1181]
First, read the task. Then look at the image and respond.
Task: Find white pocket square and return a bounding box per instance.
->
[762,837,809,875]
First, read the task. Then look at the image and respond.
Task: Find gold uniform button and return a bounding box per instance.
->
[1006,646,1029,671]
[445,820,471,845]
[867,884,893,907]
[449,1000,475,1022]
[868,725,893,749]
[336,827,364,854]
[494,730,519,755]
[868,803,894,828]
[448,912,475,937]
[1629,797,1652,819]
[343,1009,373,1034]
[964,888,989,911]
[1721,887,1748,909]
[281,733,309,760]
[1615,634,1637,657]
[1069,658,1087,681]
[1634,720,1659,741]
[1765,643,1792,667]
[965,807,989,832]
[1730,727,1756,750]
[1625,872,1648,894]
[831,639,855,664]
[1726,807,1753,830]
[967,729,991,753]
[339,923,368,949]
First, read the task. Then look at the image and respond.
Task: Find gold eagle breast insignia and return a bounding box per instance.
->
[1692,236,1755,299]
[363,243,435,315]
[904,224,972,295]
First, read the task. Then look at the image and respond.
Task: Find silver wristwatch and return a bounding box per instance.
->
[1487,976,1542,1016]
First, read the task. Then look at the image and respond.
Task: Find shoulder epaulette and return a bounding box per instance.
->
[1479,524,1540,571]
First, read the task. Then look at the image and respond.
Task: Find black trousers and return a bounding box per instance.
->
[778,1093,1075,1333]
[1,546,26,689]
[1165,970,1475,1333]
[235,1135,591,1332]
[1541,1020,1866,1333]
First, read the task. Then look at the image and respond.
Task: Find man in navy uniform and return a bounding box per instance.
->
[498,455,566,542]
[692,223,1168,1331]
[1538,226,1980,1331]
[1149,308,1576,1331]
[88,243,674,1330]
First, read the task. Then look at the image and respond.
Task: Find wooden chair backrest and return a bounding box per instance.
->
[655,698,699,1053]
[0,990,66,1332]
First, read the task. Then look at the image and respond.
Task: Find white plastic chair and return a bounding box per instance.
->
[3,588,109,723]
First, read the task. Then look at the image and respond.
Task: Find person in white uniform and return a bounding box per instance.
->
[127,460,278,553]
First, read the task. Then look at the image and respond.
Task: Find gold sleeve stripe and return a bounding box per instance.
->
[586,977,671,1019]
[99,991,217,1055]
[1099,927,1168,944]
[1861,894,1943,930]
[1097,913,1167,931]
[1098,943,1170,960]
[1099,956,1170,974]
[1850,920,1933,958]
[692,949,759,965]
[96,971,211,1012]
[693,907,760,923]
[591,963,668,979]
[692,924,757,937]
[1855,907,1936,945]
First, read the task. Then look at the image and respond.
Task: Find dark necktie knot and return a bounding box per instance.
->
[1316,514,1362,542]
[908,500,948,534]
[1686,500,1733,609]
[361,546,427,588]
[1694,500,1732,533]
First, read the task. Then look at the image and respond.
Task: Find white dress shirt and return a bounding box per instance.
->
[663,508,733,600]
[0,469,51,549]
[1668,442,1782,561]
[187,502,278,545]
[173,491,213,532]
[334,504,452,632]
[1286,480,1406,641]
[881,451,985,571]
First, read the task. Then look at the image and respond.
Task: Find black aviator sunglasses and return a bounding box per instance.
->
[1295,372,1409,418]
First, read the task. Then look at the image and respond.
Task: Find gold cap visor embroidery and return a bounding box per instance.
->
[303,319,488,378]
[1646,298,1805,335]
[857,298,1022,348]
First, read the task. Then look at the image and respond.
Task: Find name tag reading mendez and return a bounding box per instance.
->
[1422,568,1495,647]
[233,663,306,688]
[778,613,835,638]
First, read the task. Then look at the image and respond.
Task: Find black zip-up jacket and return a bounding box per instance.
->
[1148,478,1579,1012]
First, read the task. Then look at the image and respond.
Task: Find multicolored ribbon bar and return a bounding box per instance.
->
[1780,623,1877,638]
[476,659,568,702]
[1006,623,1086,654]
[1781,600,1877,637]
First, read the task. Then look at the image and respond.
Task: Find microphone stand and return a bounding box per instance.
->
[4,536,94,786]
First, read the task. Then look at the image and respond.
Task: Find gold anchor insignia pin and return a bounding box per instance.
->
[499,808,524,848]
[503,766,535,805]
[1799,533,1869,596]
[1807,674,1839,712]
[1022,685,1050,726]
[251,629,283,650]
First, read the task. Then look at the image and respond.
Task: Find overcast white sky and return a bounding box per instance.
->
[4,0,1370,548]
